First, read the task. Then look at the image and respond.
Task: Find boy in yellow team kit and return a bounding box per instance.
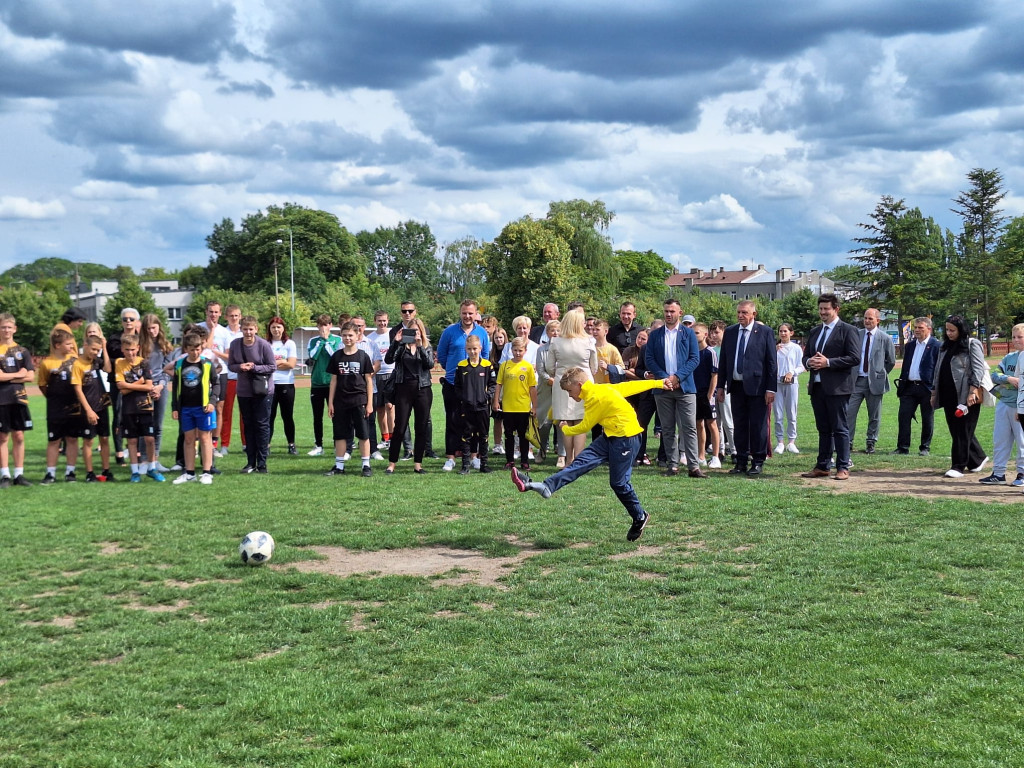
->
[511,367,672,542]
[115,333,164,483]
[0,312,35,487]
[494,336,537,471]
[71,334,111,482]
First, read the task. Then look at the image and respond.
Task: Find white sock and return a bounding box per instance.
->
[130,463,140,474]
[65,465,75,475]
[335,457,345,470]
[362,456,370,467]
[0,468,10,478]
[14,468,23,478]
[47,466,57,476]
[140,462,149,474]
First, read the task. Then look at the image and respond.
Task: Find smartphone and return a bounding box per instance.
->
[401,328,418,345]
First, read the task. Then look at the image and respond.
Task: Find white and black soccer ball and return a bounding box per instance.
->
[239,531,275,566]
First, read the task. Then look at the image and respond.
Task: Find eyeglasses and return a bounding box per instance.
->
[401,309,415,314]
[122,317,137,323]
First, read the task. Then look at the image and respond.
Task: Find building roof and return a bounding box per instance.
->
[666,266,765,288]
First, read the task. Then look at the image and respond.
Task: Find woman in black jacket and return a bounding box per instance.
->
[385,318,433,474]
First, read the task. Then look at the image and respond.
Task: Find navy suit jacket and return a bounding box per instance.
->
[802,320,861,396]
[717,323,778,397]
[898,336,941,391]
[645,324,699,393]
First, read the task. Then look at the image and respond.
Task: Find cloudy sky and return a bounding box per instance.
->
[1,0,1023,280]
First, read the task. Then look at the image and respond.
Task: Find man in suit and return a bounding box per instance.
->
[801,293,861,480]
[893,317,941,456]
[846,308,896,454]
[645,299,704,478]
[529,303,560,345]
[716,301,777,476]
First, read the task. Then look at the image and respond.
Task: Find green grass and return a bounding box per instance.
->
[2,382,1023,767]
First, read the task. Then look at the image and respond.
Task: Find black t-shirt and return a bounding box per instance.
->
[329,348,373,408]
[0,344,34,406]
[609,322,640,353]
[177,360,207,409]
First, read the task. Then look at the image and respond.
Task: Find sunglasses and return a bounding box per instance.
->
[401,308,415,314]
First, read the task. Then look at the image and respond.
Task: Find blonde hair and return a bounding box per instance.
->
[545,319,561,335]
[510,336,528,351]
[559,367,588,390]
[1013,323,1024,336]
[512,315,532,334]
[560,308,587,339]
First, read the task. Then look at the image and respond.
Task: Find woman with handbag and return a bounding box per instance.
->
[932,314,989,478]
[228,315,276,473]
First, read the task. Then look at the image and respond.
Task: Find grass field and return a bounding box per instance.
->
[3,382,1024,767]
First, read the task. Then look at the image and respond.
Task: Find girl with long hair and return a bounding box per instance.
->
[266,317,298,454]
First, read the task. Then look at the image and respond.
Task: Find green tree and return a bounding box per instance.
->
[0,284,69,354]
[358,220,440,295]
[778,288,821,337]
[482,216,575,326]
[546,200,620,299]
[952,168,1007,352]
[0,257,115,287]
[99,279,166,338]
[614,249,673,296]
[184,289,264,326]
[439,237,486,297]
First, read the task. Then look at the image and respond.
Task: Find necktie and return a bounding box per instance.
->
[736,328,747,375]
[862,331,871,374]
[818,325,830,354]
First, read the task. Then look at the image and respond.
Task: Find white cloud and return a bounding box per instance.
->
[424,201,501,225]
[0,196,66,220]
[679,194,761,232]
[71,180,159,200]
[904,150,961,194]
[331,200,405,233]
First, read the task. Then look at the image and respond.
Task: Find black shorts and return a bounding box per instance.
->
[0,403,33,433]
[47,416,84,441]
[695,397,718,422]
[79,407,111,439]
[375,373,395,406]
[332,404,370,443]
[122,412,155,439]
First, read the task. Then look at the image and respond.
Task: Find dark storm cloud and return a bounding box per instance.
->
[0,0,242,63]
[0,45,136,99]
[216,80,275,99]
[264,0,987,90]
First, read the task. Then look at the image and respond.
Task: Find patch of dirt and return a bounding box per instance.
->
[473,602,496,611]
[253,646,290,660]
[98,542,125,555]
[124,599,191,613]
[632,571,667,581]
[32,589,76,598]
[433,610,463,618]
[281,541,546,590]
[348,612,369,631]
[92,654,126,666]
[25,615,78,628]
[608,545,664,561]
[797,468,1023,503]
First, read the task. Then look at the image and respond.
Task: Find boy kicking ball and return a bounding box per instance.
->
[511,367,673,541]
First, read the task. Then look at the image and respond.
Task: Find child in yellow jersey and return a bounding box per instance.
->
[494,336,537,471]
[71,334,110,482]
[37,328,80,484]
[115,333,164,483]
[593,320,624,384]
[0,312,35,488]
[511,366,673,542]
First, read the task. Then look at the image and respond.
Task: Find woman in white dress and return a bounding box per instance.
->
[544,308,597,466]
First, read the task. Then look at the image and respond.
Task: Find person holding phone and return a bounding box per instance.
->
[384,318,433,474]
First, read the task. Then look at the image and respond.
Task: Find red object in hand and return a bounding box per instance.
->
[955,403,969,418]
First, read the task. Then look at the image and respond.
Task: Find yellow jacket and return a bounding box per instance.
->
[562,379,665,438]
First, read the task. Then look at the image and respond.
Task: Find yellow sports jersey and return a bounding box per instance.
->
[497,359,537,413]
[594,343,624,384]
[562,379,666,438]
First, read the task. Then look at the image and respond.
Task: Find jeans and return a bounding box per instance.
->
[542,433,645,521]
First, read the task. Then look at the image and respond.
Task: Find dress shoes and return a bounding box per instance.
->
[834,469,850,480]
[688,468,709,479]
[728,464,749,475]
[801,467,831,478]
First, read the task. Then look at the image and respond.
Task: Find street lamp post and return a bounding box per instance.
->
[276,227,295,314]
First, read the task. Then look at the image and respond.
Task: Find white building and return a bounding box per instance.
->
[71,280,194,342]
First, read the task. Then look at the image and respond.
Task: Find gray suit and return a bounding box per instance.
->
[847,328,896,448]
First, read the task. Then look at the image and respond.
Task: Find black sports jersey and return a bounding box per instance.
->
[0,343,33,406]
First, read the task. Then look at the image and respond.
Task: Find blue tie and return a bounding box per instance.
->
[736,328,747,375]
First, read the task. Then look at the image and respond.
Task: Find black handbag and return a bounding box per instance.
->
[243,343,271,396]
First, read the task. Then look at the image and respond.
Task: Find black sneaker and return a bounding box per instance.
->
[209,466,222,475]
[65,471,77,482]
[288,444,298,455]
[978,474,1006,485]
[361,465,372,477]
[13,475,32,487]
[479,466,492,474]
[240,465,256,474]
[424,451,440,460]
[401,452,414,461]
[85,471,99,483]
[116,455,126,466]
[101,469,117,482]
[0,476,9,489]
[627,512,650,542]
[918,449,930,456]
[458,465,471,475]
[41,473,56,485]
[255,467,268,474]
[891,449,910,455]
[324,466,346,476]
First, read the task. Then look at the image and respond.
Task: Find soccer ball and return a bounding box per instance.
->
[239,531,275,566]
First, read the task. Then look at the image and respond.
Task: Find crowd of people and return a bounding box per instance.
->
[2,294,1022,497]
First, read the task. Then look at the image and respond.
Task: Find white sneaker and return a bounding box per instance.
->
[786,442,800,454]
[514,449,521,460]
[170,463,184,472]
[341,453,350,462]
[199,473,213,485]
[528,450,535,461]
[443,458,456,472]
[679,453,686,465]
[308,446,324,456]
[377,439,390,450]
[371,451,385,461]
[709,456,722,469]
[172,473,196,484]
[698,458,707,466]
[212,448,224,458]
[492,445,505,455]
[970,457,990,473]
[774,442,785,455]
[945,469,964,478]
[471,457,481,469]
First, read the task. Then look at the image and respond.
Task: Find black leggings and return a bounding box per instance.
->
[503,411,530,461]
[270,383,296,445]
[310,386,330,448]
[390,381,432,463]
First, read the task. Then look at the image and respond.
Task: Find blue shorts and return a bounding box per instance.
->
[180,406,217,433]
